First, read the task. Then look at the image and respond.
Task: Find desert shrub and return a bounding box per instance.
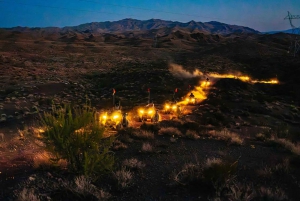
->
[270,138,300,155]
[131,129,154,140]
[158,127,182,136]
[173,157,238,196]
[258,160,290,178]
[141,142,153,153]
[16,173,110,201]
[122,158,145,170]
[255,133,266,141]
[112,140,128,151]
[225,183,256,201]
[257,187,288,201]
[40,103,114,178]
[185,130,200,140]
[209,129,244,145]
[70,175,111,200]
[113,168,133,189]
[16,188,40,201]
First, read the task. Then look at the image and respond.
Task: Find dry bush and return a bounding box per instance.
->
[257,187,288,200]
[209,129,243,145]
[16,188,40,201]
[122,158,145,170]
[158,127,182,136]
[255,133,266,141]
[132,130,154,140]
[73,175,111,199]
[273,138,300,155]
[74,175,96,194]
[226,183,256,201]
[173,157,238,193]
[113,168,133,189]
[141,143,153,153]
[16,174,111,201]
[32,151,67,169]
[185,130,200,140]
[258,160,290,178]
[172,163,202,185]
[112,140,128,151]
[204,158,222,169]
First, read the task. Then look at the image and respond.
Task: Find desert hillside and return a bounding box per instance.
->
[0,21,300,201]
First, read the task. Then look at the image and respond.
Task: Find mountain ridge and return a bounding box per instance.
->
[2,18,260,35]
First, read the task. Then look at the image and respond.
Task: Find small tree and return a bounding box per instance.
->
[40,103,114,177]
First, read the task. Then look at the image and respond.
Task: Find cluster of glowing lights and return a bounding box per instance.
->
[185,97,196,103]
[138,108,155,116]
[164,104,178,111]
[100,111,122,125]
[200,81,211,88]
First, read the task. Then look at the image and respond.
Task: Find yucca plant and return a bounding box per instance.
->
[40,102,114,178]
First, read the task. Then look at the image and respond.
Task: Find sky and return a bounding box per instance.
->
[0,0,299,32]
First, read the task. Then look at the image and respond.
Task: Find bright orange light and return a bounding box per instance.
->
[251,79,279,84]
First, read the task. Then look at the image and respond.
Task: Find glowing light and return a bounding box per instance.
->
[113,115,119,119]
[139,109,144,114]
[148,110,153,114]
[239,76,250,82]
[201,81,211,87]
[251,79,279,84]
[165,105,170,109]
[172,105,177,110]
[102,115,107,119]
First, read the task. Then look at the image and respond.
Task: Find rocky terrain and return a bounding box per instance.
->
[0,20,300,200]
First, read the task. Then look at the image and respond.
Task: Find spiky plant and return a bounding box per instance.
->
[40,102,114,178]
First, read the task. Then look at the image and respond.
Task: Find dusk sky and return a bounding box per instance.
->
[1,0,299,32]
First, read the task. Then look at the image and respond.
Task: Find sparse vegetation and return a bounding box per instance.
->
[122,158,145,170]
[158,127,182,136]
[16,188,40,201]
[1,20,300,201]
[257,187,288,201]
[141,142,153,153]
[113,168,134,189]
[209,129,244,145]
[173,157,238,196]
[131,129,154,140]
[269,137,300,155]
[185,130,200,140]
[112,140,128,150]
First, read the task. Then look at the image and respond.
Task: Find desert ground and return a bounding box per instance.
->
[0,27,300,200]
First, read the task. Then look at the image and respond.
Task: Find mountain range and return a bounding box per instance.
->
[3,18,260,35]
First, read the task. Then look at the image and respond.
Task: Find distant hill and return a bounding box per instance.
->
[263,29,295,34]
[3,18,260,35]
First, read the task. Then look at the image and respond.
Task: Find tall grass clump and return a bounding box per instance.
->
[40,103,114,178]
[173,157,238,195]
